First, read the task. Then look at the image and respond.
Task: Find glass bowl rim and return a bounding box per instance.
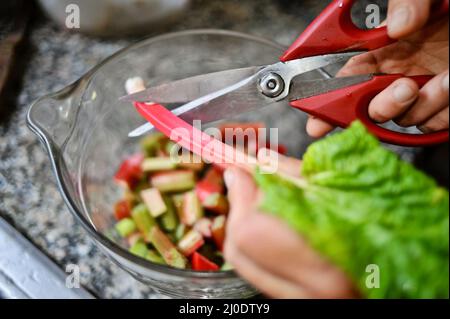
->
[27,29,286,280]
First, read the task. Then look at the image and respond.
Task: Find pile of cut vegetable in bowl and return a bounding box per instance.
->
[112,119,230,271]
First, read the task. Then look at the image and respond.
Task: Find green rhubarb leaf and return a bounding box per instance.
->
[255,121,449,298]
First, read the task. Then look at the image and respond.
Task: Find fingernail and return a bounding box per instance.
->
[389,6,411,35]
[442,73,449,91]
[224,169,234,188]
[393,83,416,102]
[418,125,431,134]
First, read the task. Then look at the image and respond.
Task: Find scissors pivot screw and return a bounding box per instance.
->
[258,72,285,98]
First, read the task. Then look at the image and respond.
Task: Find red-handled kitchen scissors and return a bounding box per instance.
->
[123,0,449,147]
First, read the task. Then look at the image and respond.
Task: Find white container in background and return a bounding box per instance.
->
[38,0,190,36]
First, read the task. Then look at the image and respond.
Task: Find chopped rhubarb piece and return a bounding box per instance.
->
[172,194,184,217]
[177,152,205,171]
[115,218,137,238]
[141,157,177,172]
[211,215,226,250]
[151,170,195,193]
[191,252,219,271]
[160,196,178,232]
[196,180,222,203]
[202,167,224,193]
[123,189,138,204]
[129,240,149,258]
[146,249,166,265]
[127,232,144,247]
[167,232,177,243]
[196,167,225,204]
[172,193,184,206]
[131,204,156,241]
[177,229,205,256]
[156,149,168,157]
[221,262,234,271]
[211,163,225,173]
[140,133,166,156]
[193,218,212,238]
[149,226,187,269]
[202,193,229,215]
[180,191,204,226]
[164,140,178,156]
[141,188,167,217]
[114,199,132,220]
[114,153,144,189]
[174,223,187,241]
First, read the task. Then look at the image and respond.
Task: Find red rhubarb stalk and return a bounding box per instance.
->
[151,170,196,193]
[140,188,167,217]
[193,218,213,238]
[149,226,187,269]
[211,215,226,251]
[114,199,132,220]
[202,193,229,215]
[177,229,204,256]
[114,153,144,189]
[180,191,203,226]
[191,252,219,271]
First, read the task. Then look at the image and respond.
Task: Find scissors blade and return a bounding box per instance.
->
[129,122,156,137]
[127,52,363,137]
[128,73,278,137]
[120,66,262,103]
[122,52,361,104]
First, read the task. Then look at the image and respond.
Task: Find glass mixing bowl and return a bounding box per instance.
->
[27,29,326,298]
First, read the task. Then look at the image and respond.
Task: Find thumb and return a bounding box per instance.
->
[387,0,432,39]
[224,167,258,225]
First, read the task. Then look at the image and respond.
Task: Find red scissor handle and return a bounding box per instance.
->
[281,0,449,61]
[290,75,449,147]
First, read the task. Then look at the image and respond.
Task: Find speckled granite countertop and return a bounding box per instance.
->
[1,0,446,299]
[0,0,328,299]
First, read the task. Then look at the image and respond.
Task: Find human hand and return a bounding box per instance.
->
[223,150,357,298]
[307,0,449,137]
